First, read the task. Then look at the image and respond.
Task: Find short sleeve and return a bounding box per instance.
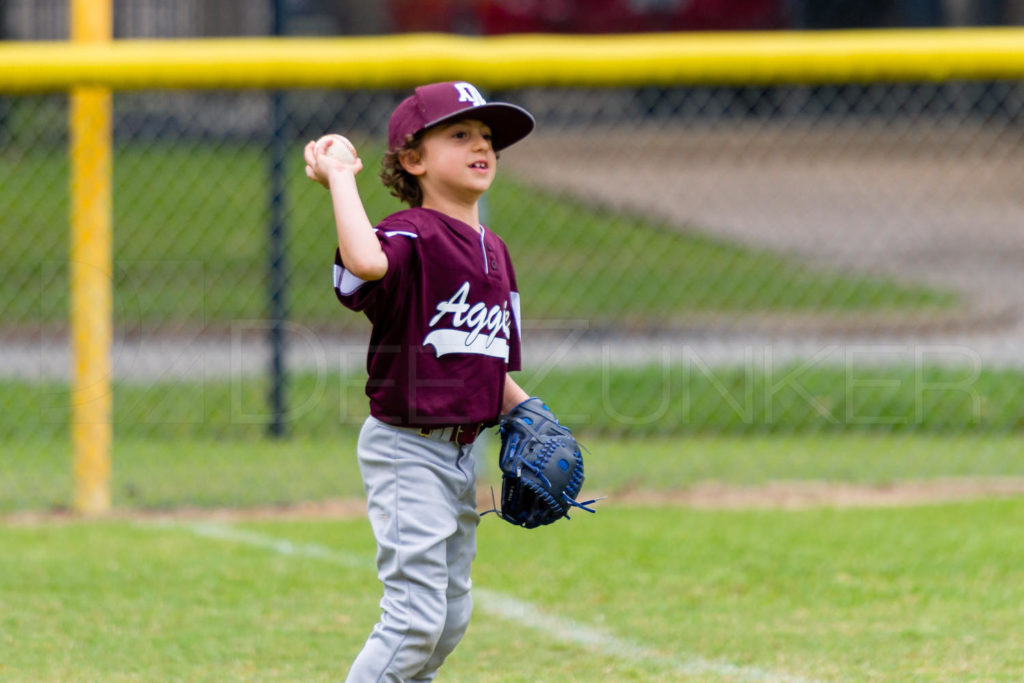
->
[333,225,417,312]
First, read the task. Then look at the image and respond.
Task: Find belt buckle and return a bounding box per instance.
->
[453,423,478,445]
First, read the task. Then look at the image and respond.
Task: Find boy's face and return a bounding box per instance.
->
[402,118,497,204]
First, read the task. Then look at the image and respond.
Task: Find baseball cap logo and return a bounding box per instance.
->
[454,82,487,107]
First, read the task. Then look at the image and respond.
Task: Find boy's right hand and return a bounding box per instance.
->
[303,139,363,190]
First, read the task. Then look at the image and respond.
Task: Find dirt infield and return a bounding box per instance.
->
[612,477,1024,509]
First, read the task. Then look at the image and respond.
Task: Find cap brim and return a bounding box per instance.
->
[423,102,535,151]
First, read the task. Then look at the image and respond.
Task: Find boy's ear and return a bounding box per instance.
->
[398,148,425,176]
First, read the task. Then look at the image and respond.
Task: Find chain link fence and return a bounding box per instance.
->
[3,64,1024,510]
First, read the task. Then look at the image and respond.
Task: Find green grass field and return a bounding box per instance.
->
[6,432,1024,513]
[4,496,1024,681]
[5,420,1024,680]
[5,365,1023,679]
[4,362,1024,512]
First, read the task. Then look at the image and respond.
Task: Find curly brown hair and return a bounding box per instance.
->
[380,124,502,207]
[379,134,424,208]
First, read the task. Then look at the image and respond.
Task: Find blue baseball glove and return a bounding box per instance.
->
[492,398,596,529]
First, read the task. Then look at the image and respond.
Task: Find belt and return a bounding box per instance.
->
[418,422,485,446]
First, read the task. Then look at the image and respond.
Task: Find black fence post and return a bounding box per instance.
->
[267,0,289,437]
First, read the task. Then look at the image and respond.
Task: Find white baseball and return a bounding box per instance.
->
[315,134,357,164]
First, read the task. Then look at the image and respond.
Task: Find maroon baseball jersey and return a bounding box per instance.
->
[334,207,522,427]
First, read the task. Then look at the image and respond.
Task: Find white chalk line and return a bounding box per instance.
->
[160,521,820,683]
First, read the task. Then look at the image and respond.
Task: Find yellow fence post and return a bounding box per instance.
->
[69,0,113,515]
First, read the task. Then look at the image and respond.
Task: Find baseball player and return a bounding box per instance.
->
[303,81,535,682]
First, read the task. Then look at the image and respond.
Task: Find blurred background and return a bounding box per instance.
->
[2,1,1023,512]
[4,0,1024,37]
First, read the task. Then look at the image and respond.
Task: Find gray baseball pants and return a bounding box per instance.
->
[345,416,480,683]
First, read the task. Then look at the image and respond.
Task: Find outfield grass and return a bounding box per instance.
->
[4,363,1023,512]
[5,432,1024,514]
[6,364,1023,442]
[0,140,957,329]
[528,363,1024,436]
[3,500,1023,681]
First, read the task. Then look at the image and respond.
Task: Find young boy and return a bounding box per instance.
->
[303,81,535,682]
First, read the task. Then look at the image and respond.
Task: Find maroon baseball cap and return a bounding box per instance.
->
[388,81,535,152]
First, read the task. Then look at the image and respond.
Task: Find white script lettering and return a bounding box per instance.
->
[428,281,511,350]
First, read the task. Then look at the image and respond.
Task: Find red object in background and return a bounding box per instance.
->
[390,0,481,32]
[388,0,786,35]
[477,0,787,34]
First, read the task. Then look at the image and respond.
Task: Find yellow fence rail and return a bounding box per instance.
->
[2,28,1024,93]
